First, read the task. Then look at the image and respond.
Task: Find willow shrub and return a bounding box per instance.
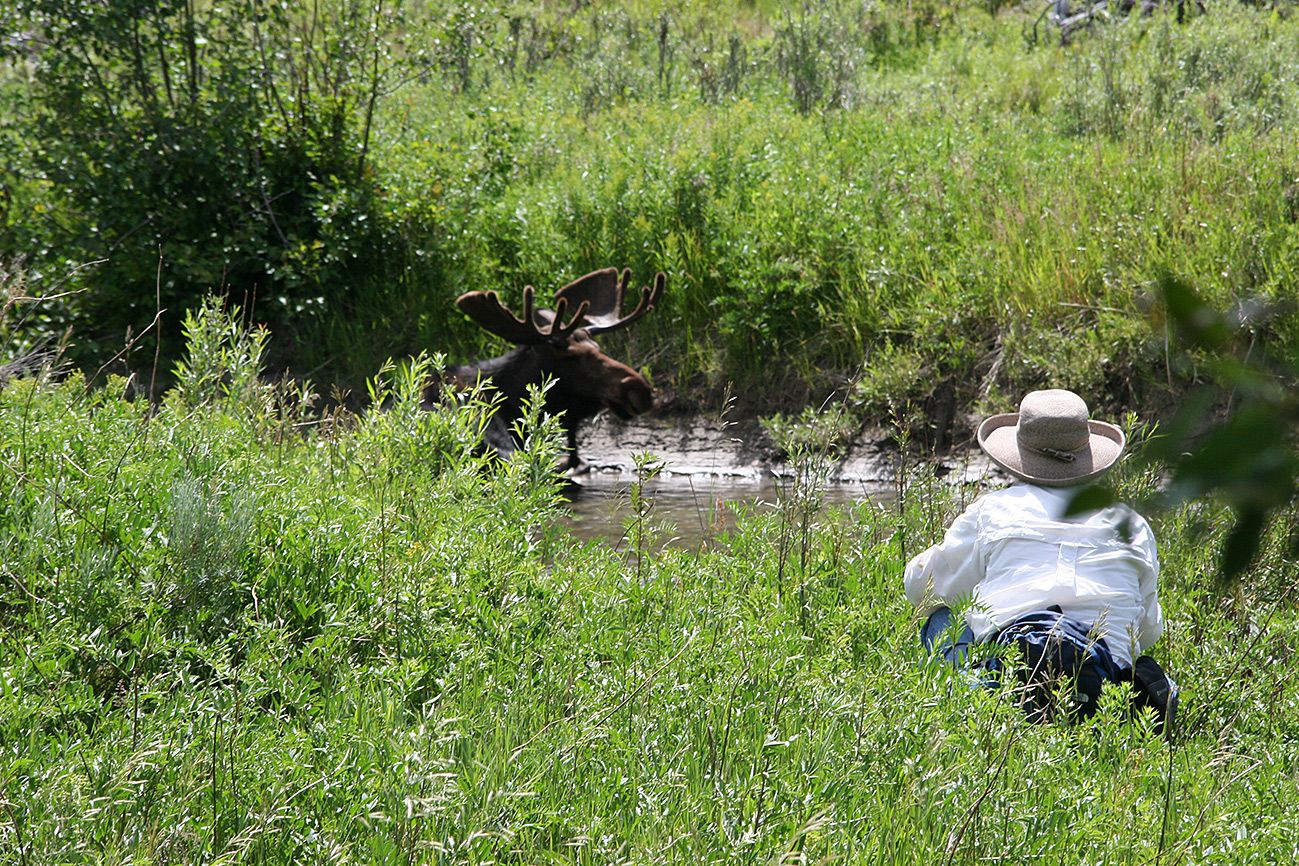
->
[0,0,448,383]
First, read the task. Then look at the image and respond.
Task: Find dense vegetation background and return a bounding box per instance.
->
[1,2,1299,861]
[2,0,1298,433]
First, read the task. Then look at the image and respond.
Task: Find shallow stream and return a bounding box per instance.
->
[561,414,997,548]
[562,471,891,549]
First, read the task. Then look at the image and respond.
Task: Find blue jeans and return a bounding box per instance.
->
[920,606,977,668]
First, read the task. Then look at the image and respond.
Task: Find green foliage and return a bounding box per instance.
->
[1147,276,1299,578]
[172,297,270,411]
[1068,277,1299,581]
[4,1,1299,423]
[0,0,425,384]
[773,2,871,114]
[2,338,1299,858]
[374,2,1299,420]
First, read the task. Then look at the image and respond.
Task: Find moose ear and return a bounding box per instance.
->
[554,268,623,329]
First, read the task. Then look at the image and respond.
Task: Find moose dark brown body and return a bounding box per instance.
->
[430,268,665,469]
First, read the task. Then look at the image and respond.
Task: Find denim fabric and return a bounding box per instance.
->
[990,607,1122,683]
[919,606,1177,732]
[920,607,976,666]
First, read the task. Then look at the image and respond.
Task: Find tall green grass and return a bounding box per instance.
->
[2,308,1298,862]
[4,2,1299,423]
[366,2,1299,429]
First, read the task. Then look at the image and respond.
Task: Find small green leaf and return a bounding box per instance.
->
[1064,484,1115,516]
[1220,508,1266,582]
[1159,273,1231,350]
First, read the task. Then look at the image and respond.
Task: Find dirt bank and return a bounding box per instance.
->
[575,412,999,486]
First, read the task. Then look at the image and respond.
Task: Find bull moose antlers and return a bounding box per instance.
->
[456,267,666,345]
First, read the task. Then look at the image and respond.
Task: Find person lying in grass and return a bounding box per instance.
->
[904,389,1177,728]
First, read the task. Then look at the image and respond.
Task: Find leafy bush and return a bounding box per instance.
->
[0,0,424,384]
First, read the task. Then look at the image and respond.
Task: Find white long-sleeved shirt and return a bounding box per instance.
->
[903,483,1162,669]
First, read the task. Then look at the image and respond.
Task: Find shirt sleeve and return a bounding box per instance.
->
[1130,513,1163,652]
[903,500,986,612]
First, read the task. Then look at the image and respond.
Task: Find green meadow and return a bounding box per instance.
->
[1,304,1298,863]
[2,0,1299,862]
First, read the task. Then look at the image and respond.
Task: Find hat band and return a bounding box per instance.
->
[1022,443,1078,463]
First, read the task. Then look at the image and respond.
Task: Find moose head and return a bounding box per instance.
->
[436,267,666,469]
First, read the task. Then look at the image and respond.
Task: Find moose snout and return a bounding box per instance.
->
[611,374,655,418]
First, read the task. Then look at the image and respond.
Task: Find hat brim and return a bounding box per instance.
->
[976,412,1125,487]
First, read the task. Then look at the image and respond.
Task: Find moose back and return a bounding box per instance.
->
[424,267,666,469]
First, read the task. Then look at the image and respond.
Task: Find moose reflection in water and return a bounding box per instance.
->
[425,267,666,470]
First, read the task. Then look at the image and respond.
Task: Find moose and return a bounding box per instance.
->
[427,267,666,470]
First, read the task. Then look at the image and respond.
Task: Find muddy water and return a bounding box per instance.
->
[562,471,892,549]
[562,414,997,548]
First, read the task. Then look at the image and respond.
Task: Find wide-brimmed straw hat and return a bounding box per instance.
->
[976,389,1125,488]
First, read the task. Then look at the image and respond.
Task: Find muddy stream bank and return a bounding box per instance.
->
[563,414,999,548]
